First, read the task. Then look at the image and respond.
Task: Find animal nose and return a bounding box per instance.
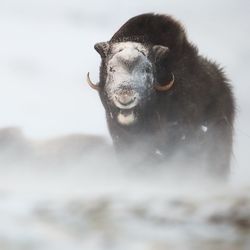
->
[116,95,136,106]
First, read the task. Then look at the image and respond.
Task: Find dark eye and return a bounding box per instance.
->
[109,66,115,72]
[145,66,151,74]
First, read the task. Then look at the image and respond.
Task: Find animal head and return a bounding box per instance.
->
[87,41,174,126]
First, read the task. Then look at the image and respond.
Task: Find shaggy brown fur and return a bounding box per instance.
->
[94,13,235,177]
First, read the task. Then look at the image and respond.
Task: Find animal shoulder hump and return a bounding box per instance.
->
[110,13,187,52]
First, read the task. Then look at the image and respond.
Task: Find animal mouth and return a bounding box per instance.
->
[114,94,138,110]
[119,109,134,116]
[117,109,136,125]
[113,92,139,125]
[118,98,135,107]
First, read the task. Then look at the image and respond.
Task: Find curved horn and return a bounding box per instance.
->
[154,73,175,92]
[87,72,100,91]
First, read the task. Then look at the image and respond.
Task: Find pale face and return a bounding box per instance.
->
[104,42,155,125]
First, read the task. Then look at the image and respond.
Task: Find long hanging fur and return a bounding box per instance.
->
[95,13,235,178]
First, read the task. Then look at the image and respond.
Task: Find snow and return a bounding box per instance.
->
[201,125,208,133]
[111,42,149,57]
[105,42,151,113]
[0,0,250,249]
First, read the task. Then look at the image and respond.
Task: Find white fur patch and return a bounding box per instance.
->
[105,42,153,108]
[117,112,136,125]
[111,42,148,57]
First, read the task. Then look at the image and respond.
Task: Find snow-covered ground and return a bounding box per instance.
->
[0,0,250,249]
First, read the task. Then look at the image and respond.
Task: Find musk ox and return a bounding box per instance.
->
[87,13,235,177]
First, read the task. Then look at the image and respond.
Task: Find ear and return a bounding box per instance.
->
[151,45,169,62]
[94,42,110,58]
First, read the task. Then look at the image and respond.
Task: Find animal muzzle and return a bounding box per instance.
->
[113,89,138,110]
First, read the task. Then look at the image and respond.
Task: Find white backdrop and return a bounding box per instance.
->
[0,0,249,180]
[0,2,250,249]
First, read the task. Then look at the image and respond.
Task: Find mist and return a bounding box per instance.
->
[0,0,250,249]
